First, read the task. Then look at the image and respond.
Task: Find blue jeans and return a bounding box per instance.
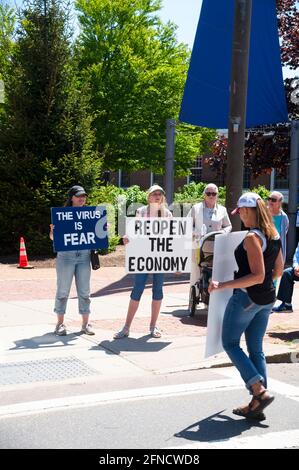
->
[130,273,164,301]
[277,267,299,304]
[54,250,91,315]
[222,289,274,391]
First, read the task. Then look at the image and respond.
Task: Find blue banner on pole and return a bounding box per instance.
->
[51,206,108,252]
[179,0,288,128]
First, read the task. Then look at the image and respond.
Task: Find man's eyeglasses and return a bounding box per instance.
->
[267,197,279,202]
[205,192,217,197]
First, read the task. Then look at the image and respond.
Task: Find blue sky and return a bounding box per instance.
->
[159,0,203,49]
[10,0,203,49]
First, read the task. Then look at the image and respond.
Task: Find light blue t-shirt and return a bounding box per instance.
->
[272,215,282,289]
[272,214,282,237]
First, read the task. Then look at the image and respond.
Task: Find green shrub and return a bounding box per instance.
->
[174,182,226,205]
[1,182,273,256]
[99,235,121,254]
[250,185,270,201]
[123,185,147,206]
[90,184,147,252]
[88,184,124,205]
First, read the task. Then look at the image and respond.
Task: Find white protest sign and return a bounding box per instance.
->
[205,231,246,358]
[125,217,192,273]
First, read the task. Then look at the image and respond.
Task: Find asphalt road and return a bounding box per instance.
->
[1,364,298,450]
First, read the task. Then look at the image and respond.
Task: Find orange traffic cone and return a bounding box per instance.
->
[18,237,34,269]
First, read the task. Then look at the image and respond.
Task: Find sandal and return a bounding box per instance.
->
[249,389,275,416]
[233,389,274,420]
[149,326,162,338]
[233,407,266,421]
[113,326,129,339]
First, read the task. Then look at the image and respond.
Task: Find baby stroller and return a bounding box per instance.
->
[189,230,223,317]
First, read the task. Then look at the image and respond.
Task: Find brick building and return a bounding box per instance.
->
[109,158,289,201]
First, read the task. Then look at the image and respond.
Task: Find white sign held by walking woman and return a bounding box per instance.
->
[205,231,246,358]
[125,217,192,273]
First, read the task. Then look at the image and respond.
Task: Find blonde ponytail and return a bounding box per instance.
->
[256,199,277,240]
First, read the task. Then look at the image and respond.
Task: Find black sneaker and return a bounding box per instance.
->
[272,302,293,313]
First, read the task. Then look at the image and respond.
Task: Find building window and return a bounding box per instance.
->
[189,156,203,183]
[151,173,164,187]
[214,173,225,187]
[118,170,130,188]
[243,166,251,189]
[274,166,289,190]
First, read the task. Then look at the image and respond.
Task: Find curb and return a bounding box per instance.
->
[265,351,299,364]
[209,350,299,369]
[150,349,299,376]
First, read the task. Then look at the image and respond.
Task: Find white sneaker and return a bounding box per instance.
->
[81,324,95,335]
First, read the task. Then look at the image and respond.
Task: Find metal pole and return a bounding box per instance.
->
[287,120,299,261]
[225,0,253,231]
[165,118,176,206]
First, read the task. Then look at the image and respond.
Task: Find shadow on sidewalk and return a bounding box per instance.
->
[9,332,79,350]
[91,273,190,297]
[174,410,268,443]
[97,336,172,355]
[268,331,299,343]
[161,309,208,327]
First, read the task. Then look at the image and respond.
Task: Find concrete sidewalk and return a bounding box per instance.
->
[0,265,298,381]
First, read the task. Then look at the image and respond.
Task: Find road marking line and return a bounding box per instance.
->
[168,429,299,449]
[217,367,299,402]
[268,377,299,402]
[0,378,241,418]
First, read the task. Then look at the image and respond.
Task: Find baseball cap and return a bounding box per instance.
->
[231,192,261,215]
[147,184,165,195]
[68,185,87,198]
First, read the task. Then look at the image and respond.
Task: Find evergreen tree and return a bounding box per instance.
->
[0,0,102,255]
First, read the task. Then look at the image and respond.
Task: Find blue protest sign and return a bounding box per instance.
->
[51,206,108,252]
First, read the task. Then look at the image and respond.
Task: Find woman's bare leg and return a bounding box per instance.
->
[149,300,162,329]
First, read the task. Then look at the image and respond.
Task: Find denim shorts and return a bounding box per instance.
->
[130,273,164,301]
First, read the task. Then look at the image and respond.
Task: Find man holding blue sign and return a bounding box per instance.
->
[50,185,108,336]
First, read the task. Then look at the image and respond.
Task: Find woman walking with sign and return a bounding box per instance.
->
[208,193,283,420]
[114,185,172,339]
[50,185,95,336]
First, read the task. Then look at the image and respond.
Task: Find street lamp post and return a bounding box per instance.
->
[165,118,176,206]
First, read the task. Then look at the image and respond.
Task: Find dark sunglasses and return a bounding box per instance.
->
[205,192,217,197]
[267,197,279,202]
